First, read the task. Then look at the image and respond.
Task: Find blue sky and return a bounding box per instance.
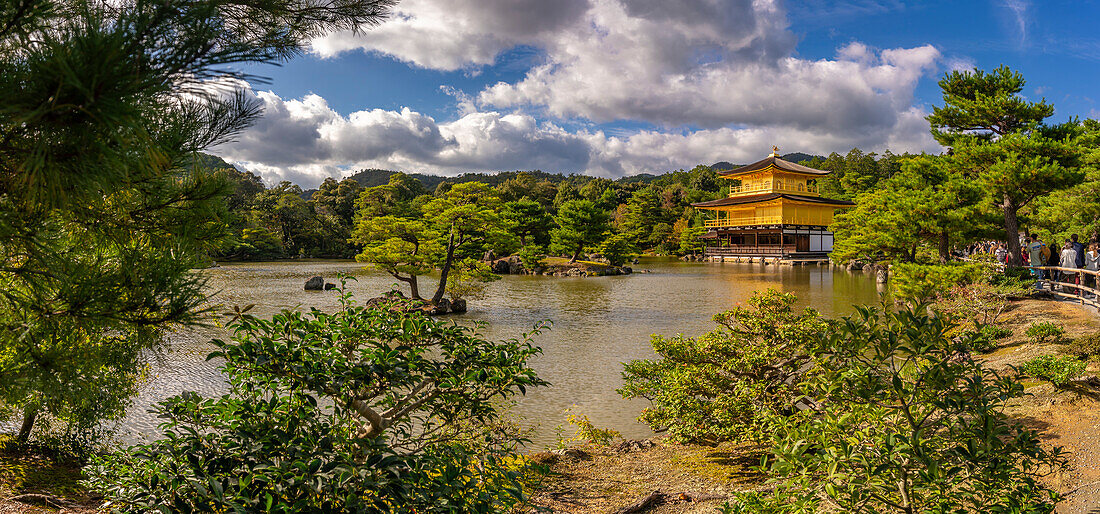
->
[214,0,1100,187]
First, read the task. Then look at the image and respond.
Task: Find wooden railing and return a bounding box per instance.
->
[729,181,818,197]
[703,213,831,228]
[961,258,1100,313]
[705,245,797,257]
[1029,265,1100,312]
[704,215,783,228]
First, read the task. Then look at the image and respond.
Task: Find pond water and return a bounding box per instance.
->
[114,258,884,448]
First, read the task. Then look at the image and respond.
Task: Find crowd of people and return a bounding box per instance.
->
[1022,233,1099,296]
[963,234,1100,297]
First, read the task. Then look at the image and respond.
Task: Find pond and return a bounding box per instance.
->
[115,258,884,448]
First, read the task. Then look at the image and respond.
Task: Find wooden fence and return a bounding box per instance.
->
[959,257,1100,312]
[1028,265,1100,313]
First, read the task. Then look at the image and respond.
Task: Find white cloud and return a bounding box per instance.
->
[212,0,950,186]
[212,85,938,187]
[310,0,589,70]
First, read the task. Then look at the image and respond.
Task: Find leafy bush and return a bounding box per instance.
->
[1068,332,1100,359]
[88,291,547,511]
[619,289,827,444]
[1025,321,1066,344]
[445,257,500,301]
[1020,355,1086,386]
[746,307,1065,512]
[986,266,1036,291]
[565,413,621,446]
[892,262,985,303]
[935,283,1013,332]
[518,245,546,269]
[598,233,636,266]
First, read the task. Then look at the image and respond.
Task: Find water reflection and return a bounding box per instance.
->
[112,258,881,448]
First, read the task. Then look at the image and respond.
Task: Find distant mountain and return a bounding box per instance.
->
[782,152,820,163]
[192,153,234,170]
[710,152,823,172]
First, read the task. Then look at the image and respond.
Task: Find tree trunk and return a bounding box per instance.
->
[1003,194,1022,267]
[519,234,527,247]
[17,405,37,443]
[569,248,579,263]
[393,273,421,299]
[937,232,950,263]
[431,226,457,304]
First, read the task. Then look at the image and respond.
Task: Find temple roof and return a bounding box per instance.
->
[716,155,829,177]
[691,193,854,208]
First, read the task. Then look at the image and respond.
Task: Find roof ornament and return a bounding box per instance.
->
[769,145,779,157]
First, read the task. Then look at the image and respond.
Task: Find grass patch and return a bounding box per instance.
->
[0,435,97,508]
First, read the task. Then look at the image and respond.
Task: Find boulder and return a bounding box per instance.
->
[324,282,336,290]
[491,259,511,274]
[507,257,525,275]
[847,260,864,271]
[622,266,632,274]
[304,276,324,290]
[433,298,451,315]
[450,298,467,313]
[875,267,889,284]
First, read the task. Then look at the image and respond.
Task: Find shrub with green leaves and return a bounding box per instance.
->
[88,290,547,511]
[892,262,985,303]
[740,307,1065,513]
[1020,355,1086,386]
[619,289,827,444]
[1068,332,1100,359]
[1026,322,1066,344]
[518,245,547,269]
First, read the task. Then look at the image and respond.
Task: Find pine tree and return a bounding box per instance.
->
[927,66,1084,266]
[0,0,392,443]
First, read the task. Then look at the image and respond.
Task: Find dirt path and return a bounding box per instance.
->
[524,440,765,513]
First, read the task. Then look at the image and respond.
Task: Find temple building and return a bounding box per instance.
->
[691,148,854,260]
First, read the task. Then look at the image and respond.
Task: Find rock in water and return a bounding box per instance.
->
[433,298,451,315]
[304,276,324,290]
[450,298,467,313]
[324,282,336,290]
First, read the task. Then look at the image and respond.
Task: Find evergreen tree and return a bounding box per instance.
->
[551,200,610,262]
[0,0,393,443]
[927,66,1084,266]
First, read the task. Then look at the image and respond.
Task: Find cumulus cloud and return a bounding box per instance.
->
[212,85,938,187]
[213,0,949,185]
[310,0,590,70]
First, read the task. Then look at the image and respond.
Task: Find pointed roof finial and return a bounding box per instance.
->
[769,145,780,157]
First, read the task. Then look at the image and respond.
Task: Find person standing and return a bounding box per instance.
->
[1027,234,1046,287]
[995,243,1008,264]
[1060,240,1079,293]
[1087,242,1099,297]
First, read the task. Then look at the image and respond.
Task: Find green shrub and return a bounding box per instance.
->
[754,307,1065,512]
[1025,322,1066,344]
[619,289,826,444]
[892,263,985,303]
[1020,355,1086,386]
[518,245,546,269]
[1068,332,1100,359]
[88,291,547,511]
[983,324,1014,340]
[598,233,636,266]
[565,413,621,446]
[986,266,1035,290]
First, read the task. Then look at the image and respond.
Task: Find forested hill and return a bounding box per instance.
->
[335,153,822,191]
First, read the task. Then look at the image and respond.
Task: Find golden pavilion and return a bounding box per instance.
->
[691,147,854,259]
